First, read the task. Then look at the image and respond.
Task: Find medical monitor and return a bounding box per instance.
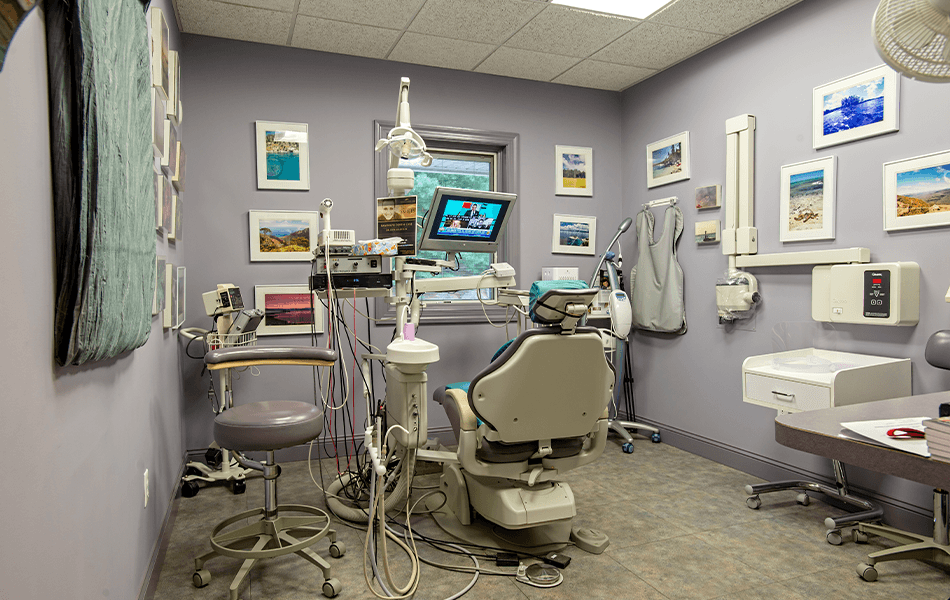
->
[419,188,516,254]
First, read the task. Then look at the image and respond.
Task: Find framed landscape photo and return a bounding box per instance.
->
[695,184,721,209]
[647,132,690,188]
[255,121,310,190]
[254,285,324,336]
[552,214,596,255]
[555,145,593,196]
[249,210,318,261]
[780,156,836,242]
[813,65,899,149]
[695,220,720,244]
[883,149,950,232]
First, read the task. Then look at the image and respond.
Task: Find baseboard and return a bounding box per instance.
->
[620,416,935,535]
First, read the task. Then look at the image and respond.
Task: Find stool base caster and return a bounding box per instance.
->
[621,442,634,454]
[746,495,761,510]
[857,563,878,581]
[322,577,342,597]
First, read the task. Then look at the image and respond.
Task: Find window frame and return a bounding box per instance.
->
[373,121,519,325]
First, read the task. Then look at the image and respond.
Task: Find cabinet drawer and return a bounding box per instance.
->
[744,373,831,412]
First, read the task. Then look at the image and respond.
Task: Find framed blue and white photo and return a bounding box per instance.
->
[255,121,310,190]
[813,65,899,150]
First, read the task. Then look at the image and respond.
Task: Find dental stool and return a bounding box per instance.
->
[191,347,344,599]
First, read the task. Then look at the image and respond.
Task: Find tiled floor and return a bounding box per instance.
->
[148,439,950,600]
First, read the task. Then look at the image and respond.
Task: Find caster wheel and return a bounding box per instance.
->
[322,577,342,597]
[230,479,246,495]
[329,541,346,558]
[856,563,878,581]
[621,442,634,454]
[796,493,811,506]
[185,465,202,477]
[205,448,223,469]
[826,529,843,546]
[746,495,761,510]
[852,529,869,544]
[181,480,200,498]
[193,569,211,588]
[651,433,661,443]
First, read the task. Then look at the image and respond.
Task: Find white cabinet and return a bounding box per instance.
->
[742,348,911,413]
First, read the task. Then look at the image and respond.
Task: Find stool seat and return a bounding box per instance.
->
[214,400,323,452]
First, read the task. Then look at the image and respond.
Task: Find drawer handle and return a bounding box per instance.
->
[771,391,795,401]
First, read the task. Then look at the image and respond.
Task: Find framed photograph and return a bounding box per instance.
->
[255,121,310,190]
[151,89,165,158]
[162,120,177,174]
[552,214,596,255]
[883,149,950,232]
[166,50,179,125]
[154,169,164,232]
[254,285,324,336]
[647,132,690,188]
[172,141,185,192]
[813,65,899,149]
[249,210,318,261]
[162,174,173,233]
[176,266,186,328]
[555,145,593,196]
[780,156,836,242]
[168,193,181,242]
[149,7,169,101]
[695,185,721,209]
[695,220,720,244]
[152,255,166,316]
[163,262,175,329]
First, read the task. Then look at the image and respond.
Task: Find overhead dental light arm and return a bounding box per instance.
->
[375,77,432,196]
[589,217,632,287]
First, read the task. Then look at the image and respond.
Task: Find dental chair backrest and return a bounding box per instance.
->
[468,281,614,444]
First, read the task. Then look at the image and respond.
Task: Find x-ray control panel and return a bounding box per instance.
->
[812,262,919,326]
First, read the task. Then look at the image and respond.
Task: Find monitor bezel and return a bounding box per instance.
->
[419,187,517,254]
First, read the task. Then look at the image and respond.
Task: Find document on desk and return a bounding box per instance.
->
[840,417,931,457]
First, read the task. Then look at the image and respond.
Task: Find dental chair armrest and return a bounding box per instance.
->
[205,346,337,370]
[442,388,479,431]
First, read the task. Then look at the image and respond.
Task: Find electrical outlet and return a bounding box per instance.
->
[144,469,149,508]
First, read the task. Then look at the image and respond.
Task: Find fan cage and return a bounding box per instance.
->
[874,0,950,82]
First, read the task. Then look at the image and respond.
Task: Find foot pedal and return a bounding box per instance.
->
[570,527,609,554]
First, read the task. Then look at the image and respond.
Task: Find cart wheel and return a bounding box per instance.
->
[621,442,634,454]
[230,479,246,495]
[185,465,203,477]
[322,577,342,597]
[329,541,346,558]
[193,569,211,588]
[856,563,877,581]
[651,432,661,443]
[205,448,223,469]
[796,493,810,506]
[826,529,843,546]
[181,480,200,498]
[745,495,762,509]
[852,529,869,543]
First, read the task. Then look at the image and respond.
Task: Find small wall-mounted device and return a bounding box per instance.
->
[201,284,244,316]
[812,262,919,326]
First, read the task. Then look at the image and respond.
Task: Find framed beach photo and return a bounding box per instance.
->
[552,214,596,255]
[813,65,899,149]
[555,146,593,196]
[780,156,836,242]
[254,285,324,336]
[647,132,690,188]
[883,149,950,232]
[695,220,720,244]
[249,210,318,261]
[695,184,721,209]
[255,121,310,190]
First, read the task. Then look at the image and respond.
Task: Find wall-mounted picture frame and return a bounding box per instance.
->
[163,262,175,329]
[172,141,185,192]
[883,149,950,232]
[176,266,186,328]
[813,65,899,150]
[166,50,179,125]
[552,214,596,255]
[255,121,310,190]
[162,174,173,233]
[152,255,166,316]
[154,169,164,232]
[647,132,690,188]
[162,120,177,174]
[780,156,836,242]
[695,220,720,244]
[149,7,169,101]
[555,145,593,196]
[151,89,165,158]
[249,210,318,261]
[254,284,324,336]
[695,184,721,209]
[169,193,182,242]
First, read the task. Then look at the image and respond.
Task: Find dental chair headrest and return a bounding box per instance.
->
[528,280,599,331]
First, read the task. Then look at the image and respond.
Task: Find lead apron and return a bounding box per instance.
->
[630,206,687,334]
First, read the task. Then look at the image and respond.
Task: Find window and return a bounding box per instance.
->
[373,122,519,324]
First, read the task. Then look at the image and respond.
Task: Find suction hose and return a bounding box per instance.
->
[325,447,417,523]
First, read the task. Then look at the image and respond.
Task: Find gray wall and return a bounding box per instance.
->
[178,34,624,453]
[621,0,950,527]
[0,3,186,598]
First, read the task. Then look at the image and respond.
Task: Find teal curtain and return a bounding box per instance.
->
[46,0,155,366]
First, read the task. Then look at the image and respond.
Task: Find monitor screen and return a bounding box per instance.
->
[419,188,516,253]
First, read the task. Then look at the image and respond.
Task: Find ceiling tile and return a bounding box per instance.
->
[651,0,803,36]
[176,0,293,44]
[506,5,639,58]
[296,0,427,30]
[291,16,402,59]
[408,0,545,45]
[552,59,655,91]
[217,0,296,11]
[475,47,580,82]
[388,32,497,71]
[593,22,722,69]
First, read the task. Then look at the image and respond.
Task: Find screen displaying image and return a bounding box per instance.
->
[432,198,505,240]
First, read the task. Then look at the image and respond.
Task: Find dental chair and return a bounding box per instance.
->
[430,281,615,554]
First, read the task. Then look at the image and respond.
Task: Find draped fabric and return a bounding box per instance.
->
[46,0,154,366]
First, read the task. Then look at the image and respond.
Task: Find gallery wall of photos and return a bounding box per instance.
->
[149,7,187,331]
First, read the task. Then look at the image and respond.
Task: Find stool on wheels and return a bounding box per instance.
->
[190,347,344,599]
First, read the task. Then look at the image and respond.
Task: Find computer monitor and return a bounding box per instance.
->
[419,187,517,253]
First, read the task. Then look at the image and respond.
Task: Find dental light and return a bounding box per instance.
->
[374,77,432,195]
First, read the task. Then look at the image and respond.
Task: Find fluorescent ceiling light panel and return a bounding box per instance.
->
[551,0,671,19]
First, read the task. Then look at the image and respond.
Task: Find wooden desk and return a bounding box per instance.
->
[776,391,950,581]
